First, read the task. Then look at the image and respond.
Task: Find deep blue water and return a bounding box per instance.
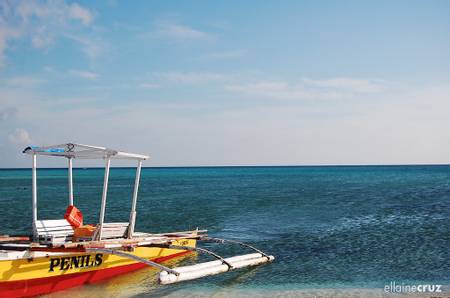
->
[0,166,449,296]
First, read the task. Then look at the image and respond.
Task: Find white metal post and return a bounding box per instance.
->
[128,160,142,238]
[98,157,111,240]
[32,154,37,228]
[68,157,73,206]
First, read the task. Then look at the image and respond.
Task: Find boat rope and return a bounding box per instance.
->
[150,244,234,270]
[85,248,180,275]
[200,237,271,259]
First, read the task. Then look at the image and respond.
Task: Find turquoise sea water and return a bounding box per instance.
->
[0,166,449,297]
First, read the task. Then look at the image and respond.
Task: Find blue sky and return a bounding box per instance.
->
[1,0,450,167]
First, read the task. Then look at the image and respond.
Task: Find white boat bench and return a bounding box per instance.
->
[93,222,129,240]
[34,219,74,245]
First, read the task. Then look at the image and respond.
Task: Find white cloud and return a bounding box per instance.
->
[16,0,93,25]
[0,25,21,67]
[204,49,247,60]
[149,71,225,84]
[139,83,160,89]
[68,3,93,26]
[226,81,312,99]
[69,70,98,80]
[65,34,102,59]
[162,24,209,40]
[302,77,385,93]
[146,21,212,41]
[226,77,386,100]
[8,128,32,145]
[0,107,17,122]
[43,65,56,73]
[5,76,45,87]
[142,72,384,100]
[31,25,54,48]
[0,0,95,67]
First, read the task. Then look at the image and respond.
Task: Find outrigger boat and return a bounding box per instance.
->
[0,143,274,297]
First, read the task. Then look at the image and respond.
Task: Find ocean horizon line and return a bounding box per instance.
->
[1,163,450,170]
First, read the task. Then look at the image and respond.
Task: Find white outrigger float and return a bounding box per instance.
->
[0,143,274,297]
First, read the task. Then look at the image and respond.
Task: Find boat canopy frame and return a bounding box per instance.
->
[23,143,149,241]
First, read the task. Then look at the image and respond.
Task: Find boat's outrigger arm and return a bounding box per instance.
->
[200,237,272,259]
[150,244,235,269]
[85,247,180,276]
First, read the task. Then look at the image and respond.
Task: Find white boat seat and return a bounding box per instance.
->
[34,219,74,245]
[94,222,129,240]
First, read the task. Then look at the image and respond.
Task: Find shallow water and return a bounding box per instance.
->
[0,166,449,296]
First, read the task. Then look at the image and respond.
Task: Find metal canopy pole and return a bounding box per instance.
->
[32,154,38,234]
[128,160,142,238]
[98,157,111,240]
[68,157,73,206]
